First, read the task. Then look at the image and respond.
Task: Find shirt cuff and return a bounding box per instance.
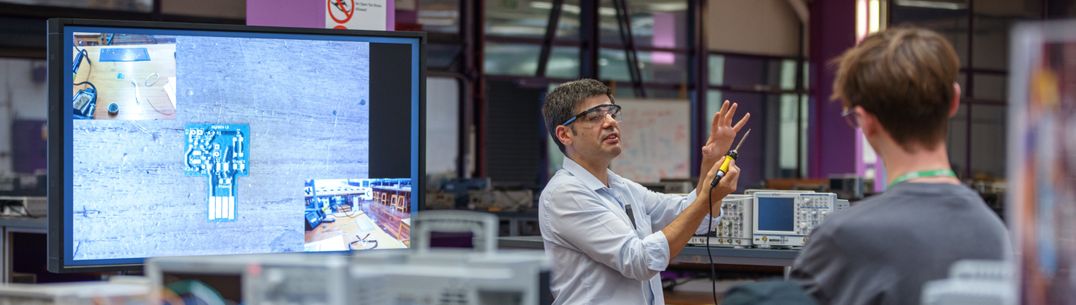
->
[644,231,671,272]
[685,189,698,203]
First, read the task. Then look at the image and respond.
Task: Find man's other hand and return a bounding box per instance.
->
[702,159,740,198]
[702,100,750,163]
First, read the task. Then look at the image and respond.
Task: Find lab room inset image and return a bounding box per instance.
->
[72,32,177,120]
[303,178,412,252]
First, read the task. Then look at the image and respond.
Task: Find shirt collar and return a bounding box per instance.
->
[562,156,625,191]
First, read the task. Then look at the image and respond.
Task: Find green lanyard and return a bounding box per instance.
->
[889,169,957,188]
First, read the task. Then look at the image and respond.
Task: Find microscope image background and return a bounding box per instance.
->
[71,34,371,260]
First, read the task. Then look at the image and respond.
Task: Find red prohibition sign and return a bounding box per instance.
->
[328,0,356,24]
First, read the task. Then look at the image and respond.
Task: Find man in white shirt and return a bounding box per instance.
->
[538,79,750,305]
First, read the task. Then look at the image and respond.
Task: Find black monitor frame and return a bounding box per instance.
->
[47,18,426,273]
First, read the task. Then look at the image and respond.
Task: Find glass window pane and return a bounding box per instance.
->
[969,104,1007,179]
[721,55,765,88]
[426,77,461,176]
[971,73,1007,102]
[778,94,801,176]
[750,94,807,179]
[970,0,1041,70]
[967,0,1040,103]
[599,48,687,84]
[484,44,578,78]
[706,90,724,140]
[416,0,461,34]
[780,59,797,90]
[484,43,540,76]
[799,94,808,177]
[427,43,462,70]
[599,0,689,49]
[721,55,783,89]
[970,17,1010,71]
[611,87,681,99]
[709,54,725,86]
[958,73,967,91]
[547,47,581,79]
[486,0,580,40]
[890,3,969,67]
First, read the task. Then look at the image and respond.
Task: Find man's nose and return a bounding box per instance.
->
[602,114,618,128]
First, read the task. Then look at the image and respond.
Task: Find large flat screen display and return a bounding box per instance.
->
[47,19,424,272]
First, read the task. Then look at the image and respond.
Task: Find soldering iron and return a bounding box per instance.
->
[709,129,751,188]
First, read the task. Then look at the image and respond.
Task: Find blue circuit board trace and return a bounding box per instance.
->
[184,123,250,222]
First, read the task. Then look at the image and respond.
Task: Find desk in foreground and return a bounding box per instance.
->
[675,246,799,267]
[499,236,800,268]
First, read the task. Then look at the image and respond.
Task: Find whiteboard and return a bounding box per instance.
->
[611,99,691,183]
[425,77,460,176]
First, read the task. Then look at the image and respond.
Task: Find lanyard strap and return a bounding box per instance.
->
[889,169,957,187]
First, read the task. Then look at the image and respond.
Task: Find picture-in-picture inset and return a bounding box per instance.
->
[303,178,411,252]
[72,32,178,120]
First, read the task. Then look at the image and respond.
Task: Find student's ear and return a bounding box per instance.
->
[949,82,961,118]
[555,125,573,147]
[855,106,880,138]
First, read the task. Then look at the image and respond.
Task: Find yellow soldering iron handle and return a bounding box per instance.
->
[709,154,735,188]
[718,154,734,173]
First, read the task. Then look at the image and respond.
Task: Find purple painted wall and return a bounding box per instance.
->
[387,0,395,30]
[808,0,857,178]
[246,0,323,28]
[247,0,395,30]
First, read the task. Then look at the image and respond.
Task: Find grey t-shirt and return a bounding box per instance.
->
[790,182,1011,305]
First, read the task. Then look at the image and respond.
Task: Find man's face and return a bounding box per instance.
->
[564,95,622,162]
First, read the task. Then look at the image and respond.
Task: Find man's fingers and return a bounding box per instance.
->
[723,160,739,179]
[732,113,751,132]
[709,109,722,136]
[725,165,740,190]
[723,102,738,125]
[721,162,741,190]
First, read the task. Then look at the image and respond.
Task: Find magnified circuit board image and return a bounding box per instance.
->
[185,123,250,222]
[68,35,373,260]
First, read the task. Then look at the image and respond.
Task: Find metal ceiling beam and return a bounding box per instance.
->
[536,0,564,77]
[579,0,599,79]
[612,0,646,98]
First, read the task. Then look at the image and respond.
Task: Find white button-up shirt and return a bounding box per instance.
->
[539,157,721,305]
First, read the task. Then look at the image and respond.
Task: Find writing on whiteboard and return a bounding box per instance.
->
[611,99,690,183]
